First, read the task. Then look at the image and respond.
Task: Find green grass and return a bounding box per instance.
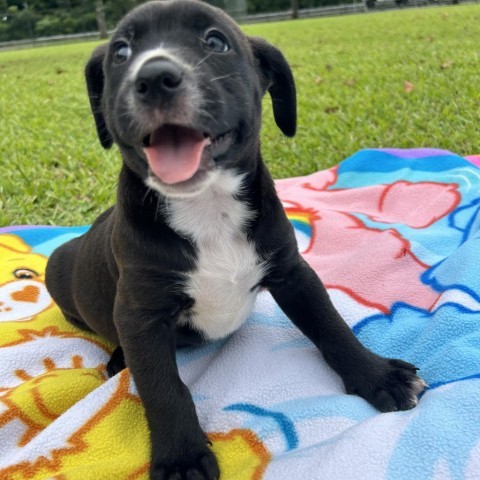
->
[1,5,480,226]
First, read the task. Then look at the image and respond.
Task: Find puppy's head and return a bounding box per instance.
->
[86,0,296,197]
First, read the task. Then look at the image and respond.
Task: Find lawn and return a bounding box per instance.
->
[1,4,479,226]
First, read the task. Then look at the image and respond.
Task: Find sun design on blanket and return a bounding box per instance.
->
[0,355,106,448]
[0,326,110,466]
[0,363,270,480]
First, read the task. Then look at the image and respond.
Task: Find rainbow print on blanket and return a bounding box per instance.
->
[1,148,480,479]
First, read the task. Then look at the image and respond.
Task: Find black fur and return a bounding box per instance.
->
[46,2,424,479]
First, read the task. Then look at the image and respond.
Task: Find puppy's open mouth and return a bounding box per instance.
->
[142,125,232,185]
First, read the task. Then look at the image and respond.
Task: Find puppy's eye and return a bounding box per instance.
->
[204,31,230,53]
[14,268,38,279]
[113,43,132,63]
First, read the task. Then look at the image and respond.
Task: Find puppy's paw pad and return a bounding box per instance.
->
[185,469,209,480]
[373,359,427,412]
[151,451,220,480]
[199,452,220,478]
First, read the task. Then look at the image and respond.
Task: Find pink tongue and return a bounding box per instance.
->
[143,125,209,185]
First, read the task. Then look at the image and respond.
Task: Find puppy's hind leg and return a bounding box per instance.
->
[62,312,94,333]
[46,239,96,334]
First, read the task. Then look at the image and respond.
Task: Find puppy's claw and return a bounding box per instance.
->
[345,357,427,413]
[377,359,426,412]
[389,358,418,372]
[411,376,429,393]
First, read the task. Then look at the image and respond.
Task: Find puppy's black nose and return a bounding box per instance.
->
[135,59,183,101]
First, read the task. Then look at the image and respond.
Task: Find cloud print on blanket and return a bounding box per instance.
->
[1,148,479,479]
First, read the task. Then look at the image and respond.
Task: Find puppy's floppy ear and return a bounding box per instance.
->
[85,43,113,149]
[249,37,297,137]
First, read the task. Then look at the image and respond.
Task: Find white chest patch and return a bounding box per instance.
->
[166,171,265,340]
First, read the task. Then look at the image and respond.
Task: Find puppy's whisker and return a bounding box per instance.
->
[198,108,217,124]
[193,52,213,68]
[142,187,153,206]
[155,196,162,222]
[203,99,225,105]
[209,74,235,82]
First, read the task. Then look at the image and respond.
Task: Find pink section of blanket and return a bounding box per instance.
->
[465,154,480,167]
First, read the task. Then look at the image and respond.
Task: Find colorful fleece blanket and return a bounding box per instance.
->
[1,148,480,480]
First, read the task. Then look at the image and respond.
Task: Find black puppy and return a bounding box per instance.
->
[46,1,426,479]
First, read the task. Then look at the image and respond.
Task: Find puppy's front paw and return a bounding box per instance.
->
[344,357,427,413]
[151,448,220,480]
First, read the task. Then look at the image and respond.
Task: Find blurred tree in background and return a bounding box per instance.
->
[1,0,100,41]
[0,0,345,42]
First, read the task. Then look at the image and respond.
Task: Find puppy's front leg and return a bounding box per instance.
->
[114,299,219,480]
[266,256,426,412]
